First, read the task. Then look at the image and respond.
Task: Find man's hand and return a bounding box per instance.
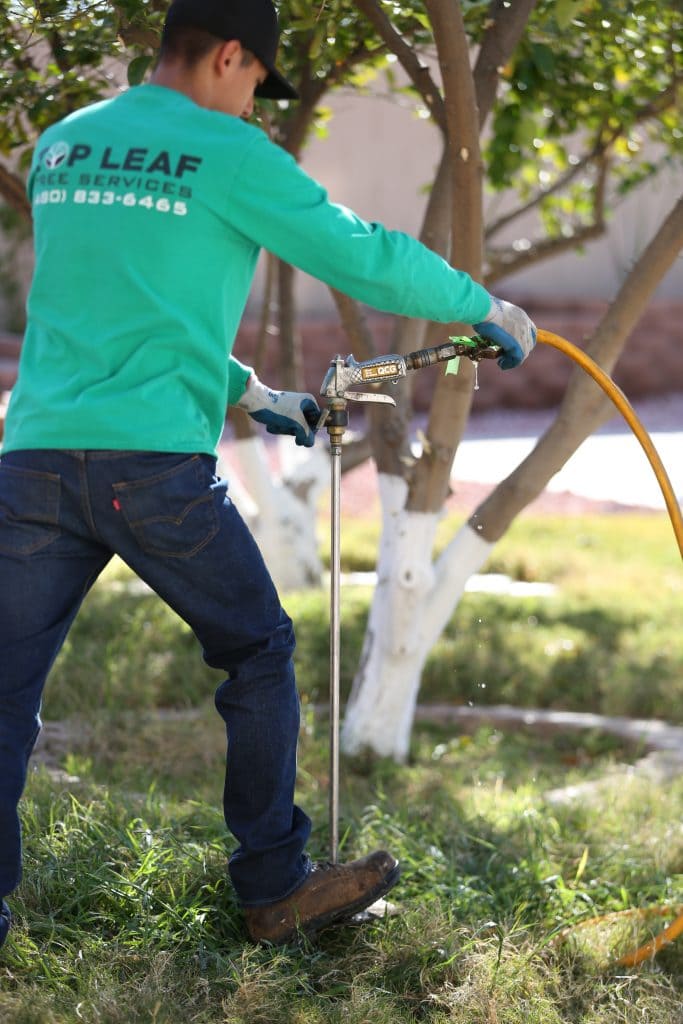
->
[474,296,537,370]
[237,375,321,447]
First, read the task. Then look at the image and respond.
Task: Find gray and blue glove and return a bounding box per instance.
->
[474,296,537,369]
[237,374,320,447]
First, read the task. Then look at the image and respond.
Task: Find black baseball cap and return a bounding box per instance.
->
[163,0,298,100]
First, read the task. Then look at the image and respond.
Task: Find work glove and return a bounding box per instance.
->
[237,374,321,447]
[474,295,537,370]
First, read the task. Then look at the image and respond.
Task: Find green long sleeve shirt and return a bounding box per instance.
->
[3,83,491,456]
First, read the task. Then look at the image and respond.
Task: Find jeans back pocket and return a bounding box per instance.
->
[0,463,61,557]
[113,455,219,559]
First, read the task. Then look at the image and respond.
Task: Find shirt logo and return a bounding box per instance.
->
[43,142,70,170]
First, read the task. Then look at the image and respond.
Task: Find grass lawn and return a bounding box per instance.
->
[1,511,681,1022]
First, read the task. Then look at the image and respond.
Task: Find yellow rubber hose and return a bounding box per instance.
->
[613,908,683,967]
[536,329,683,967]
[537,329,683,560]
[551,905,683,966]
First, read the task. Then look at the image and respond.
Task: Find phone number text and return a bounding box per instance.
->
[34,188,189,216]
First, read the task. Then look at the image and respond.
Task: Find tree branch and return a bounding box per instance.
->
[253,252,277,378]
[581,191,683,371]
[117,23,161,49]
[329,288,377,362]
[486,222,605,284]
[340,434,374,473]
[473,0,539,129]
[354,0,446,134]
[324,39,391,93]
[0,163,32,222]
[117,0,166,47]
[486,154,609,283]
[279,39,389,156]
[470,191,683,542]
[35,0,72,73]
[485,135,606,241]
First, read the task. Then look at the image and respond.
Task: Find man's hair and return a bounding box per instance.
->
[158,23,256,69]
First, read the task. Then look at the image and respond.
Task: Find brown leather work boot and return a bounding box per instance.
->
[243,850,400,944]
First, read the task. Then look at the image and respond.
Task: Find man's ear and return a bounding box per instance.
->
[214,39,242,76]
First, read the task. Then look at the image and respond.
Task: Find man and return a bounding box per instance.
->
[0,0,535,949]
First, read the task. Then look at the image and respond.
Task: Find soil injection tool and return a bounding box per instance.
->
[318,327,682,955]
[317,334,499,866]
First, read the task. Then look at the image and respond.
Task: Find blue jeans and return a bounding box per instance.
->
[0,450,311,907]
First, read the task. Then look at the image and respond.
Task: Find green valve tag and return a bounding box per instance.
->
[445,335,476,376]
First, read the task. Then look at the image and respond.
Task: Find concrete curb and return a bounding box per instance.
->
[411,703,683,803]
[34,703,683,801]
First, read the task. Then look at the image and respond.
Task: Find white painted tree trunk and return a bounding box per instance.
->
[341,472,493,762]
[217,437,329,592]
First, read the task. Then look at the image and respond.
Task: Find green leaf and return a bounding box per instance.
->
[574,846,589,885]
[531,42,555,76]
[555,0,584,31]
[127,55,152,87]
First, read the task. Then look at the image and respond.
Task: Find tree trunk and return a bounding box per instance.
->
[341,474,493,761]
[407,0,484,513]
[364,149,455,480]
[342,0,486,756]
[277,259,304,393]
[218,434,329,592]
